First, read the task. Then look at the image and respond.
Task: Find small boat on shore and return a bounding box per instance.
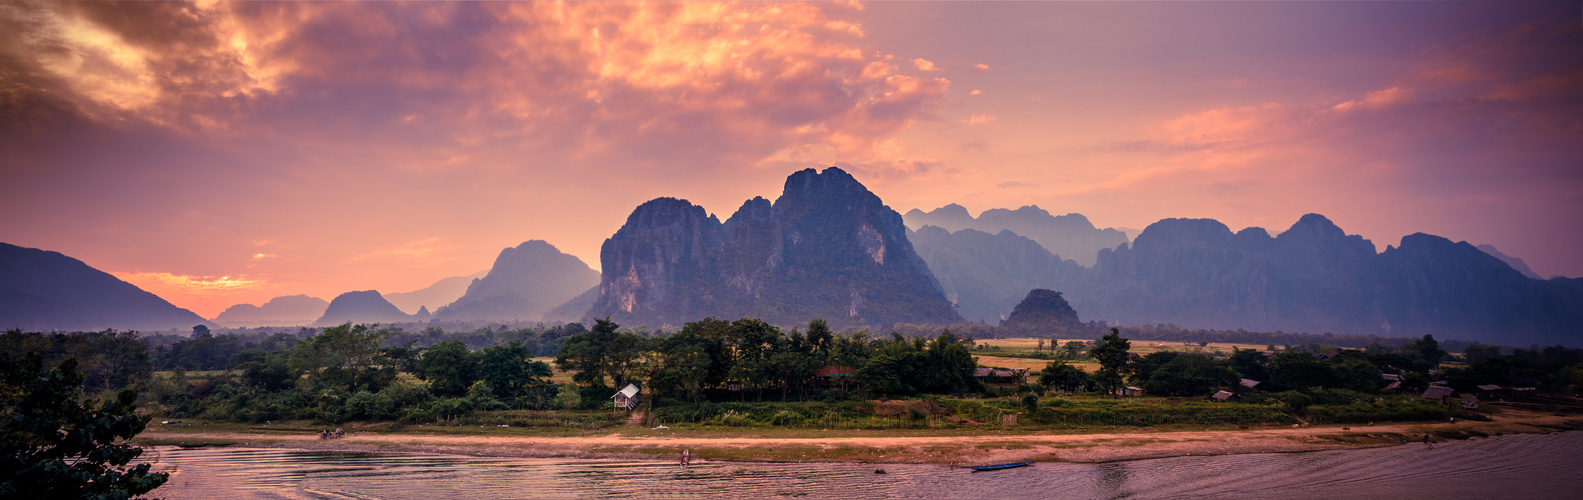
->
[969,462,1034,472]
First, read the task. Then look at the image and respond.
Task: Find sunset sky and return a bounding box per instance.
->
[2,1,1579,319]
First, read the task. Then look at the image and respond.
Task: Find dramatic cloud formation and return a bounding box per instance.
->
[1,1,1577,317]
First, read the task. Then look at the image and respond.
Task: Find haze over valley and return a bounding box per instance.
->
[3,166,1578,347]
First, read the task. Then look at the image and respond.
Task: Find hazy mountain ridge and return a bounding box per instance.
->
[0,242,211,332]
[384,270,487,314]
[1476,244,1542,279]
[213,294,328,327]
[907,225,1083,323]
[433,240,600,322]
[315,290,416,326]
[903,203,1129,266]
[587,167,962,329]
[912,214,1581,345]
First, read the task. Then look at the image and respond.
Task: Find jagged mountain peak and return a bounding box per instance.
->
[1132,218,1235,249]
[435,239,599,322]
[589,167,960,329]
[315,290,411,326]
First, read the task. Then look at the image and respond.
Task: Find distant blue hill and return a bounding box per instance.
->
[0,242,211,333]
[909,214,1583,346]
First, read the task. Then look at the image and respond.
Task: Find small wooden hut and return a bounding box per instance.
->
[612,384,640,410]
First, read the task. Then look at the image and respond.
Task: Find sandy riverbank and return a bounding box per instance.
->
[136,407,1583,466]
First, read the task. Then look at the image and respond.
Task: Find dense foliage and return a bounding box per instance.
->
[1,354,167,499]
[3,321,1578,432]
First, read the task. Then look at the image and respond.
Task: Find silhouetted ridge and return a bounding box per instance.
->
[1000,289,1084,335]
[908,216,1582,346]
[903,204,1129,266]
[433,240,599,322]
[315,290,413,326]
[0,242,211,332]
[213,294,328,327]
[588,166,961,329]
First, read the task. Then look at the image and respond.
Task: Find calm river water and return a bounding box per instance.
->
[148,431,1583,499]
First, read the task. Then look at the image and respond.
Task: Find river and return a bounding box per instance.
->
[146,431,1583,499]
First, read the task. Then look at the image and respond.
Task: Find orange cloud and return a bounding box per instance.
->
[912,58,940,71]
[2,1,949,173]
[1332,86,1415,112]
[113,271,265,295]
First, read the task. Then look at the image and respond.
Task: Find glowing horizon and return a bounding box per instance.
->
[2,1,1579,318]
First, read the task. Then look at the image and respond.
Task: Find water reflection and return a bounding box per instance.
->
[149,432,1583,499]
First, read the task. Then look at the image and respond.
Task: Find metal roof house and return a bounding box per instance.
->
[612,384,640,410]
[1421,385,1454,404]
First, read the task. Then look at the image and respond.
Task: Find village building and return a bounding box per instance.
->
[1421,385,1455,405]
[815,366,856,389]
[611,384,640,410]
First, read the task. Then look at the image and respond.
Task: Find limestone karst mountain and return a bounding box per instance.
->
[903,204,1129,266]
[907,226,1082,323]
[433,240,599,322]
[314,290,414,326]
[0,242,212,332]
[999,289,1087,336]
[587,167,961,329]
[213,294,329,327]
[911,214,1582,346]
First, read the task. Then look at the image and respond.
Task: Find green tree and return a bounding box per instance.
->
[918,330,981,395]
[554,318,648,388]
[291,323,393,393]
[1089,328,1131,398]
[1061,341,1086,359]
[1227,347,1269,381]
[416,340,477,397]
[1335,358,1384,393]
[1268,351,1338,392]
[805,319,834,354]
[552,383,582,409]
[476,342,552,404]
[1,355,168,498]
[1140,353,1238,396]
[1127,351,1179,386]
[1411,334,1446,368]
[1039,360,1091,392]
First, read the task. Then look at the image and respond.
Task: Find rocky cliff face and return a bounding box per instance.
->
[315,290,413,326]
[213,294,329,327]
[587,167,962,329]
[903,204,1129,266]
[434,240,600,322]
[0,242,212,332]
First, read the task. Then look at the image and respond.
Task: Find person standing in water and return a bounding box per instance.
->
[681,449,690,467]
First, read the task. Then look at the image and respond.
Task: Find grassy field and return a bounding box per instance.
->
[973,355,1098,373]
[978,338,1273,356]
[970,337,1279,375]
